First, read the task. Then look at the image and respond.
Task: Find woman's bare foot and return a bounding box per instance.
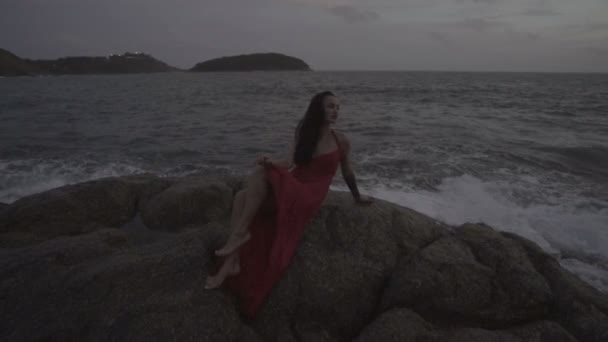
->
[204,257,240,290]
[215,230,251,257]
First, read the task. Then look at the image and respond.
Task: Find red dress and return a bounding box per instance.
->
[223,129,342,318]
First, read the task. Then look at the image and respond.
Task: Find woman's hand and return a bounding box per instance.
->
[255,155,273,167]
[355,194,374,206]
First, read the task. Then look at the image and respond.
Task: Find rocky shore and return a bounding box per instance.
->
[0,174,606,341]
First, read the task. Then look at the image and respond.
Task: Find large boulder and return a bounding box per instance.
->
[354,309,576,341]
[381,223,553,328]
[0,174,172,247]
[503,232,608,341]
[0,224,254,341]
[381,235,499,324]
[250,192,448,341]
[139,176,233,231]
[0,175,606,341]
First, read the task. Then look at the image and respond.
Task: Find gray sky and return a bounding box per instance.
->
[1,0,607,72]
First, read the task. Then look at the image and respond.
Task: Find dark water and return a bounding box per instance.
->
[1,71,607,290]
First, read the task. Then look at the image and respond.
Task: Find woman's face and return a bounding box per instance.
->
[323,95,340,124]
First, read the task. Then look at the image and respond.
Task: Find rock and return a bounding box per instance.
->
[353,308,436,341]
[252,192,447,340]
[354,309,576,342]
[0,174,172,246]
[140,177,233,231]
[1,175,607,341]
[508,320,577,341]
[381,235,497,325]
[0,223,242,341]
[381,223,556,329]
[503,232,608,342]
[455,223,553,324]
[236,325,264,342]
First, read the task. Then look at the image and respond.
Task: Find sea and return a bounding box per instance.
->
[1,71,607,292]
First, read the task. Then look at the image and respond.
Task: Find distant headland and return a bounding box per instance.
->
[0,49,177,76]
[0,49,312,76]
[0,49,41,76]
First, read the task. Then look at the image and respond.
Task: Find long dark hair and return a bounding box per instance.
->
[293,91,335,166]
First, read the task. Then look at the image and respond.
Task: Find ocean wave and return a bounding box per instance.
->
[0,158,242,204]
[335,174,608,292]
[534,145,608,179]
[541,145,608,166]
[560,258,608,293]
[0,158,149,203]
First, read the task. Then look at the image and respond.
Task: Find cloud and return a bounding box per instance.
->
[562,22,608,41]
[454,18,505,32]
[525,32,541,40]
[454,0,501,4]
[454,1,561,19]
[587,46,608,57]
[585,22,608,31]
[328,5,380,24]
[504,28,542,41]
[518,8,561,16]
[428,31,452,45]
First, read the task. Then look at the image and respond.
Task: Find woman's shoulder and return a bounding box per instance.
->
[332,129,351,149]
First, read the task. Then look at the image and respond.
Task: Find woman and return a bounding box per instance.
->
[205,91,372,317]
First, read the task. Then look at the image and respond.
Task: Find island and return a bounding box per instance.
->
[0,49,179,76]
[190,52,311,72]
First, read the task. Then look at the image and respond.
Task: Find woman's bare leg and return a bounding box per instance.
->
[215,166,269,256]
[204,251,240,289]
[204,190,246,289]
[229,189,247,232]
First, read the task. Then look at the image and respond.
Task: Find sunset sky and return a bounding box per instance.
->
[2,0,607,72]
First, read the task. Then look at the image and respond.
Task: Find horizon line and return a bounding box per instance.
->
[4,48,606,75]
[311,69,608,74]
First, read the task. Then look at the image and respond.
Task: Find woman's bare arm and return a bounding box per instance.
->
[337,133,364,201]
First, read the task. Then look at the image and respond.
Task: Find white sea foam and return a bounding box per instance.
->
[0,158,149,203]
[0,158,238,203]
[560,258,608,292]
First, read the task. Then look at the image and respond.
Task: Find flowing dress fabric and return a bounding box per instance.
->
[224,130,342,318]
